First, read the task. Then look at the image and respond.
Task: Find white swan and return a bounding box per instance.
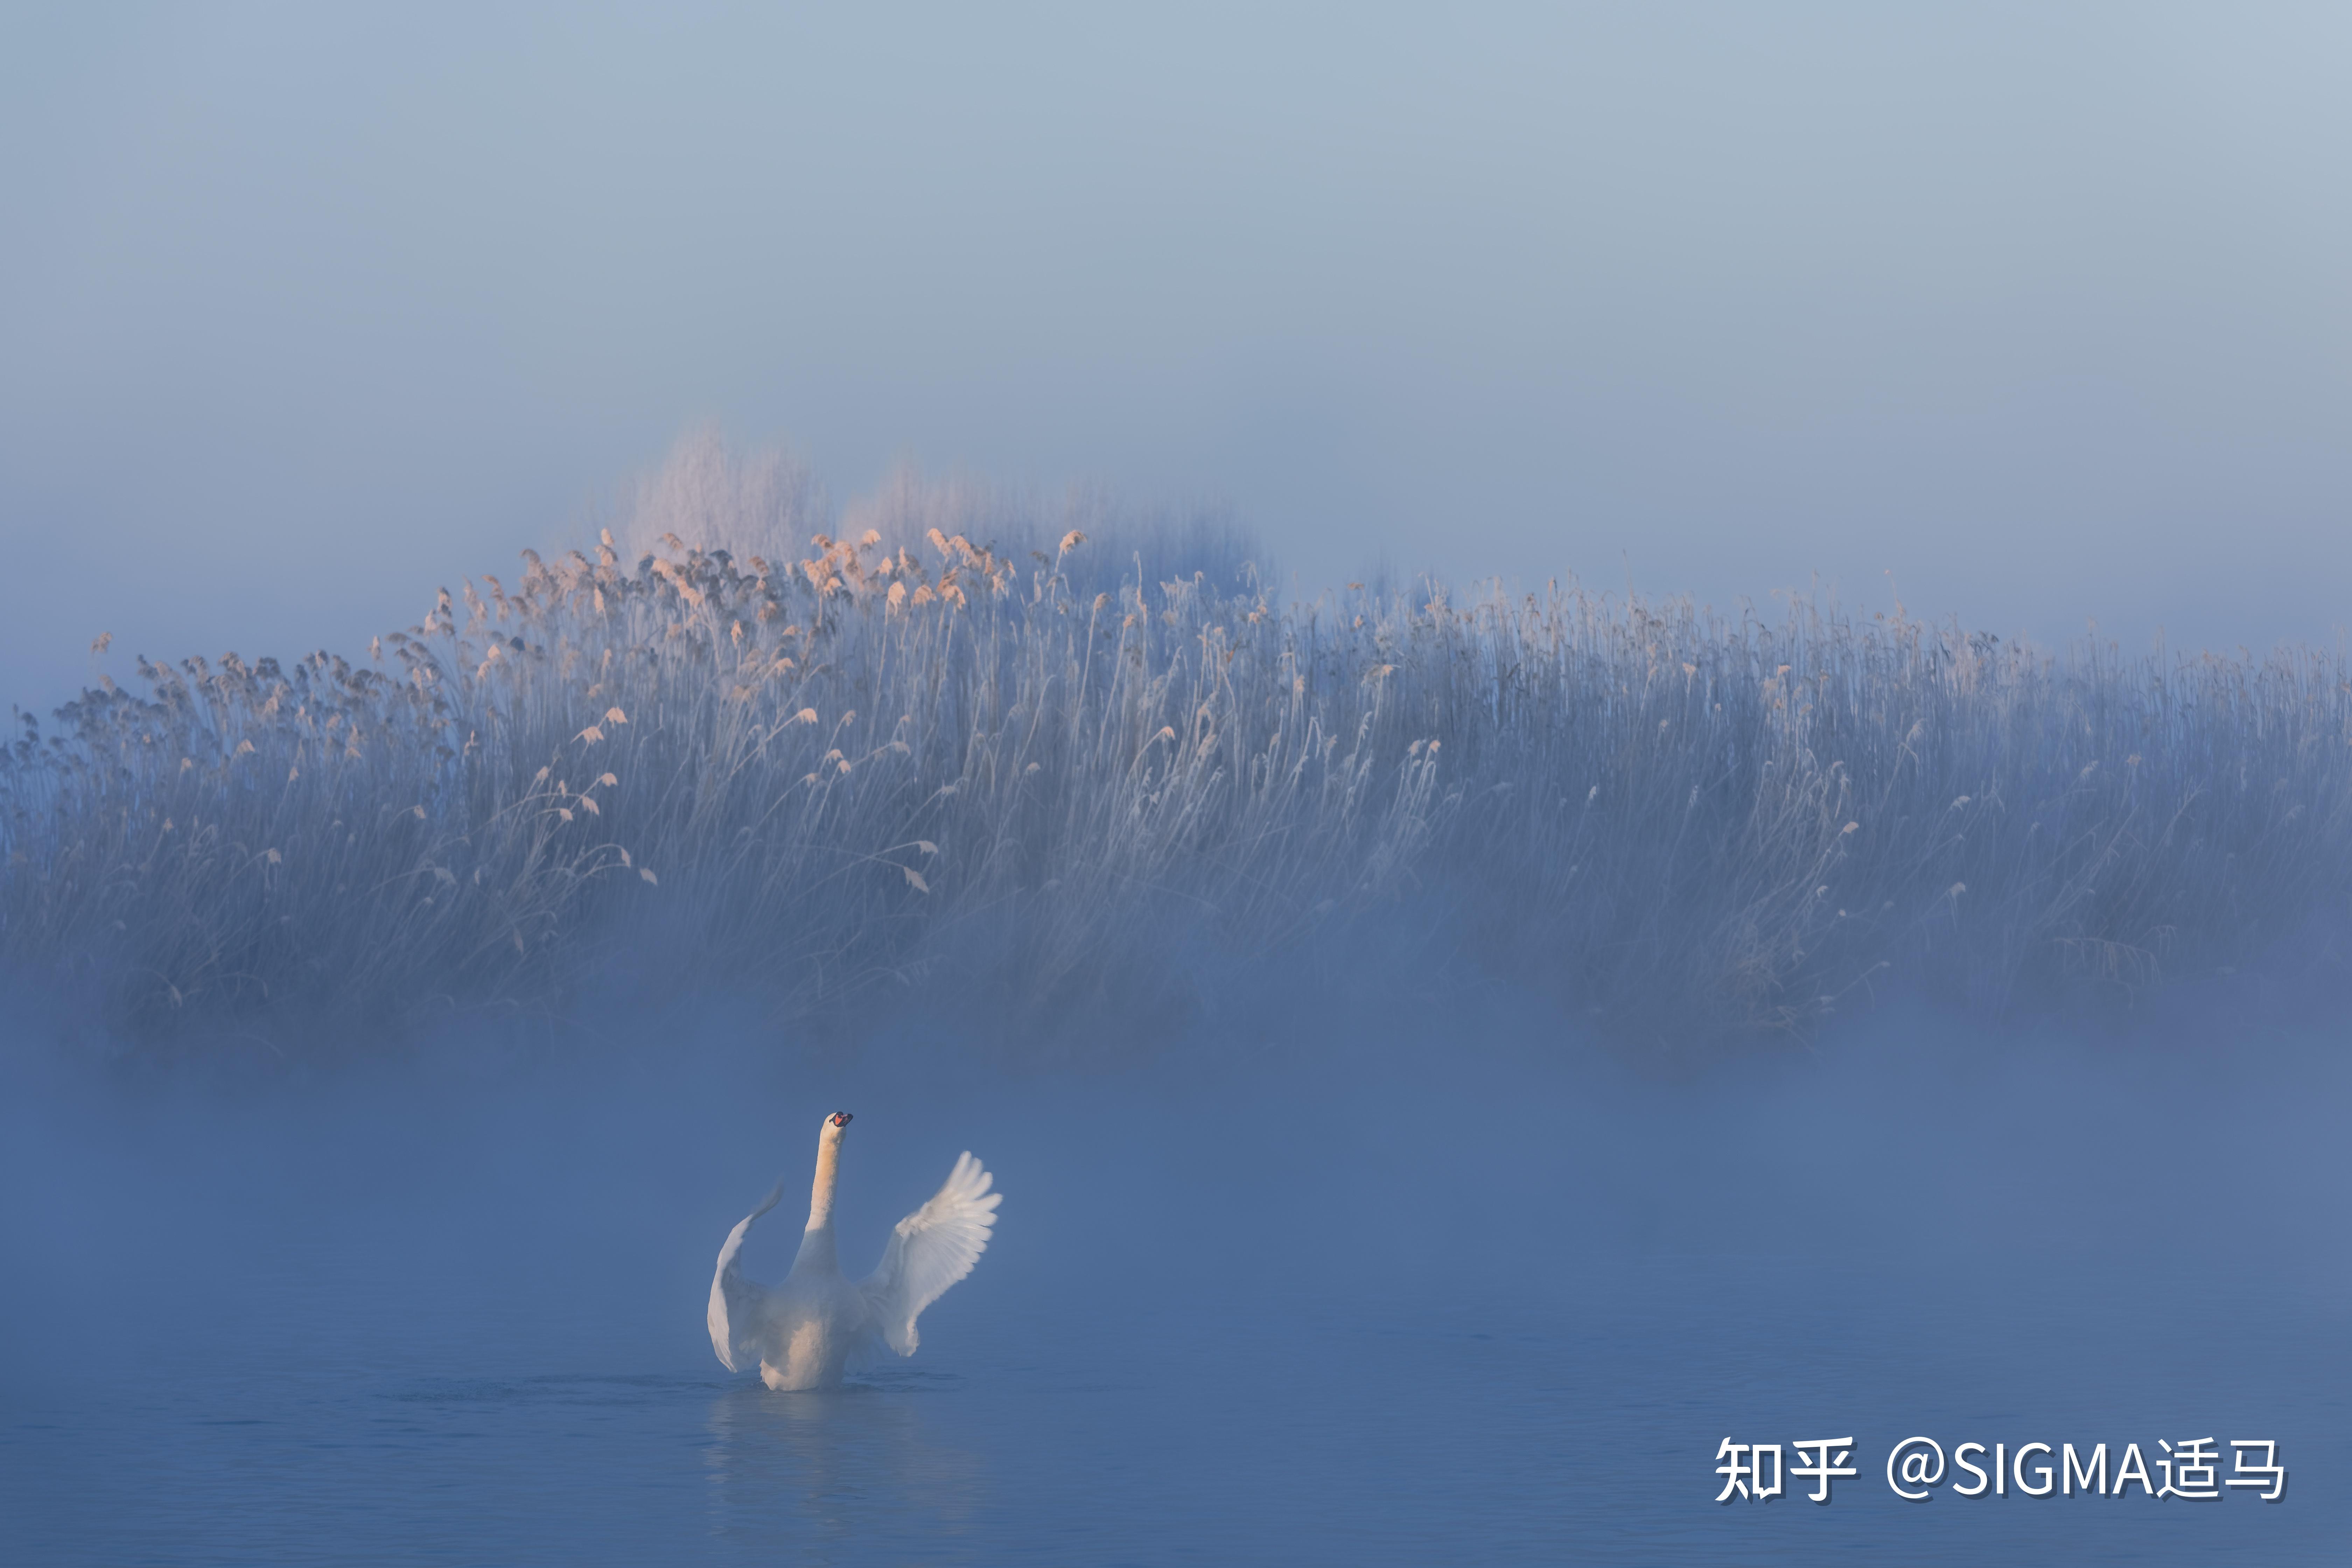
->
[707,1112,1002,1391]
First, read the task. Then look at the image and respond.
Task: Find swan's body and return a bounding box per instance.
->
[708,1113,1001,1390]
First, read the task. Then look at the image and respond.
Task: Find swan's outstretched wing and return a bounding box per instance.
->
[861,1152,1000,1356]
[707,1179,784,1372]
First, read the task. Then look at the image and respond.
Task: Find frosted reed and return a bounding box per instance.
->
[8,489,2351,1053]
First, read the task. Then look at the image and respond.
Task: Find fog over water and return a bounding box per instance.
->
[7,5,2352,1561]
[4,981,2348,1564]
[6,446,2352,1561]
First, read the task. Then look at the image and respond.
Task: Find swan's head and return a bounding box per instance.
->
[822,1111,853,1140]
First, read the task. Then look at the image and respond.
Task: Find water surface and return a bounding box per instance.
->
[4,1006,2345,1564]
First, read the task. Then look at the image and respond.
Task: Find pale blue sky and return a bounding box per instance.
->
[5,3,2348,707]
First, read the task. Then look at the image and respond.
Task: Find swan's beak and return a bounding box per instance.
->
[830,1111,853,1128]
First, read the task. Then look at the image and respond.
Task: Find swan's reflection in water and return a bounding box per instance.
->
[703,1366,990,1556]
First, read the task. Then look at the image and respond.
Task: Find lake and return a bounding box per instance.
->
[4,1000,2345,1564]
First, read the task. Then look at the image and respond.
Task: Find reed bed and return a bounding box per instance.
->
[7,468,2351,1055]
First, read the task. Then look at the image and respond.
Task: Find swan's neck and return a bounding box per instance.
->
[793,1136,841,1272]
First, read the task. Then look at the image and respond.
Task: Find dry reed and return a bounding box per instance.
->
[7,448,2350,1055]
